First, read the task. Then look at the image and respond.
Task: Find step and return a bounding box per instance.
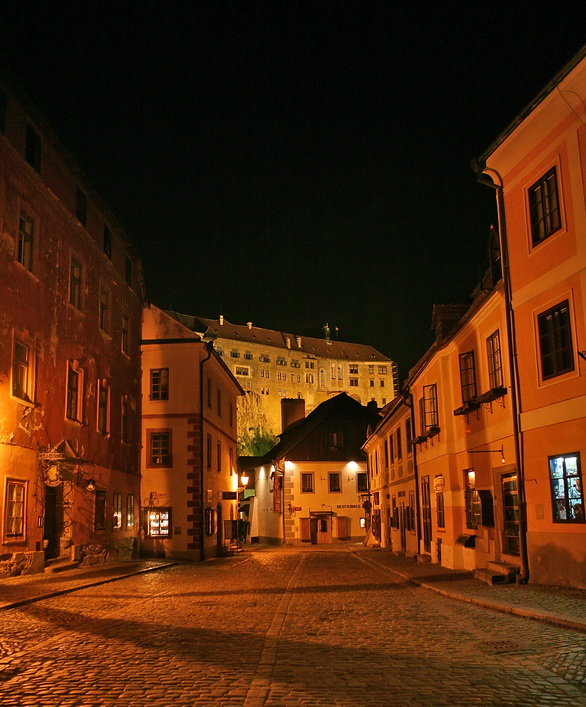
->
[473,567,516,585]
[416,554,432,564]
[44,560,80,573]
[486,560,520,575]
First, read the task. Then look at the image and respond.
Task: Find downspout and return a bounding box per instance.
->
[472,162,529,583]
[404,389,422,552]
[199,342,213,562]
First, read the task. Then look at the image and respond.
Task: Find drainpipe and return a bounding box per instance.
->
[404,389,422,553]
[199,342,213,562]
[472,162,529,584]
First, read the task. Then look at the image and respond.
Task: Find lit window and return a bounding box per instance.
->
[538,300,574,380]
[4,480,26,539]
[147,508,171,537]
[529,167,561,246]
[550,454,583,523]
[126,494,135,528]
[112,493,122,529]
[150,368,169,400]
[306,373,314,384]
[18,210,34,272]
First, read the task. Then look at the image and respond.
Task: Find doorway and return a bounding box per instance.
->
[310,514,332,544]
[421,476,432,553]
[501,473,520,556]
[216,503,223,553]
[43,485,62,560]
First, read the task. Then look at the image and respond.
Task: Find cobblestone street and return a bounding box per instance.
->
[0,548,585,706]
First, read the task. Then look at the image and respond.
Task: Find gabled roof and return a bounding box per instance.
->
[166,313,391,363]
[260,393,380,464]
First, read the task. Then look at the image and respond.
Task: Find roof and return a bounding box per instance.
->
[166,313,392,363]
[260,393,380,464]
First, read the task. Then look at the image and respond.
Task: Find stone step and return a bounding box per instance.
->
[473,567,516,585]
[487,560,520,574]
[44,560,80,573]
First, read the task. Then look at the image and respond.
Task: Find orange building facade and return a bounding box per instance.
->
[476,48,586,587]
[0,73,145,575]
[141,306,243,560]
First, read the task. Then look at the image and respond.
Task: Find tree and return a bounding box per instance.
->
[237,392,278,455]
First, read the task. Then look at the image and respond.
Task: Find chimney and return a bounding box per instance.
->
[219,315,224,325]
[286,337,291,349]
[296,336,302,348]
[281,398,305,431]
[247,321,253,329]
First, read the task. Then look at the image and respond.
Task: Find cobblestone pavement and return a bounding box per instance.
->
[0,548,585,706]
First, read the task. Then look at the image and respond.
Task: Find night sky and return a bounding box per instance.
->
[2,2,585,379]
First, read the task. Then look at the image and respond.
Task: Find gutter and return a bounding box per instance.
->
[199,341,214,562]
[471,163,530,584]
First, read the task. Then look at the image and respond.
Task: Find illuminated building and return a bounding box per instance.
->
[241,393,379,545]
[166,314,398,435]
[141,305,243,559]
[0,72,145,575]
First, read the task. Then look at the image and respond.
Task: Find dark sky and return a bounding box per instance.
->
[2,2,585,379]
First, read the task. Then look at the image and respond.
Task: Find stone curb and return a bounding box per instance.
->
[0,562,177,611]
[357,553,586,634]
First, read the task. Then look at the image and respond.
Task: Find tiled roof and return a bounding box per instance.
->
[166,313,391,363]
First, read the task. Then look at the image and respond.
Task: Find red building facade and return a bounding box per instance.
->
[0,73,145,575]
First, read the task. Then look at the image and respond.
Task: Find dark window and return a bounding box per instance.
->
[487,331,503,389]
[18,210,34,272]
[125,256,132,285]
[95,491,106,531]
[301,473,314,493]
[538,300,574,380]
[150,368,169,400]
[121,398,130,443]
[550,453,583,523]
[149,430,171,466]
[206,434,212,468]
[66,364,80,421]
[75,187,87,227]
[121,315,129,355]
[97,380,109,434]
[529,167,561,246]
[12,340,30,401]
[328,473,341,493]
[396,427,402,460]
[103,226,112,258]
[99,286,110,333]
[405,417,412,447]
[357,472,368,492]
[459,351,477,403]
[436,491,445,528]
[69,256,82,309]
[421,384,439,432]
[25,123,41,172]
[147,508,171,537]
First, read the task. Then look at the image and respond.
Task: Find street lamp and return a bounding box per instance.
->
[240,473,249,487]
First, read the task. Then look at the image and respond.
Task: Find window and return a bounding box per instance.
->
[383,439,389,468]
[529,167,561,246]
[112,493,122,529]
[278,371,287,381]
[126,494,135,528]
[121,315,130,355]
[368,365,374,374]
[459,351,477,403]
[390,434,395,463]
[66,362,82,422]
[217,441,222,472]
[369,380,374,387]
[69,256,83,310]
[149,430,171,466]
[464,469,480,529]
[405,417,412,448]
[378,366,387,375]
[75,187,87,227]
[487,331,503,389]
[277,357,286,366]
[230,350,240,358]
[327,432,343,448]
[150,368,169,400]
[538,300,574,380]
[291,360,300,368]
[95,491,106,531]
[421,384,439,432]
[306,373,314,384]
[99,286,111,333]
[396,427,402,460]
[121,397,130,443]
[357,472,368,492]
[103,226,112,259]
[550,453,583,523]
[260,369,270,378]
[380,380,385,387]
[217,388,222,416]
[205,507,216,536]
[97,379,109,434]
[147,508,171,537]
[305,361,315,369]
[25,123,41,172]
[18,210,34,272]
[349,378,358,386]
[206,434,212,468]
[349,364,358,374]
[301,473,314,493]
[260,353,270,363]
[12,340,31,401]
[328,473,341,493]
[4,480,26,539]
[436,491,445,528]
[244,351,253,360]
[125,256,132,286]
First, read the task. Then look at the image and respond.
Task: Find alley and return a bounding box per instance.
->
[0,549,585,706]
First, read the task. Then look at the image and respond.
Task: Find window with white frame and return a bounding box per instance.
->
[529,167,561,247]
[549,453,583,523]
[147,508,171,537]
[420,384,439,432]
[537,300,574,380]
[486,330,503,389]
[459,351,477,403]
[149,430,171,466]
[12,339,32,402]
[4,480,26,540]
[150,368,169,400]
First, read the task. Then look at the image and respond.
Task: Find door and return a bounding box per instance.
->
[316,516,331,544]
[399,503,407,554]
[421,476,432,553]
[43,485,62,559]
[216,503,223,552]
[501,473,520,555]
